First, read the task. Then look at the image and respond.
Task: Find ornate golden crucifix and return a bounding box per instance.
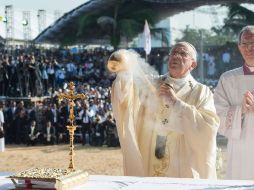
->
[58,82,86,171]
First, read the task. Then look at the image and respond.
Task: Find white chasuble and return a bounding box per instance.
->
[153,75,218,179]
[112,71,219,179]
[214,67,254,180]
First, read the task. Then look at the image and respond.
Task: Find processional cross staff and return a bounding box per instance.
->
[58,82,86,171]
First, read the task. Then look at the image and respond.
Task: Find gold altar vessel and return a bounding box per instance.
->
[9,82,88,190]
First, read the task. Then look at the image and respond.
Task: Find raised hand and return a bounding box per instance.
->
[159,83,178,105]
[242,91,254,114]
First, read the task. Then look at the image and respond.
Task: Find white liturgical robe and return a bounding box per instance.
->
[214,67,254,180]
[111,71,219,179]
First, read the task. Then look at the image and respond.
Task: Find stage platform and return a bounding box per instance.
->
[1,173,254,190]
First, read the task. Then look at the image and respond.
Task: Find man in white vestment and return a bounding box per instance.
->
[108,42,219,179]
[214,26,254,180]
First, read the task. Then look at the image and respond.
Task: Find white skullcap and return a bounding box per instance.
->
[173,41,197,62]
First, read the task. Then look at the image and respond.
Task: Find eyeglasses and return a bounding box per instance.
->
[169,50,192,58]
[239,42,254,48]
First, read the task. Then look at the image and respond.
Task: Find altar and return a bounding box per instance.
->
[1,173,254,190]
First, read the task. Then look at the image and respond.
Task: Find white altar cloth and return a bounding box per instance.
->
[1,173,254,190]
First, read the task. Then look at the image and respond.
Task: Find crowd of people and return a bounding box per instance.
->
[0,84,119,147]
[0,47,122,147]
[0,47,113,97]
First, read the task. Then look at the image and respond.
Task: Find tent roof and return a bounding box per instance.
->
[34,0,252,44]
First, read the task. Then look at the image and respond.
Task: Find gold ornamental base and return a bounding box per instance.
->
[9,167,89,190]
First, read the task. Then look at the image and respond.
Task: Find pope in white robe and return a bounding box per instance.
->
[108,42,219,179]
[214,26,254,180]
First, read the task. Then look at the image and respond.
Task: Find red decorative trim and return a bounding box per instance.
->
[225,107,235,129]
[243,64,254,75]
[24,179,31,184]
[24,179,32,188]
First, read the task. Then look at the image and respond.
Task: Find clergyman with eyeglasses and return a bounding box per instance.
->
[108,42,219,179]
[155,42,219,179]
[214,25,254,180]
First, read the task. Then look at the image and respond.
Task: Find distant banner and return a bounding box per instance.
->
[143,20,151,55]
